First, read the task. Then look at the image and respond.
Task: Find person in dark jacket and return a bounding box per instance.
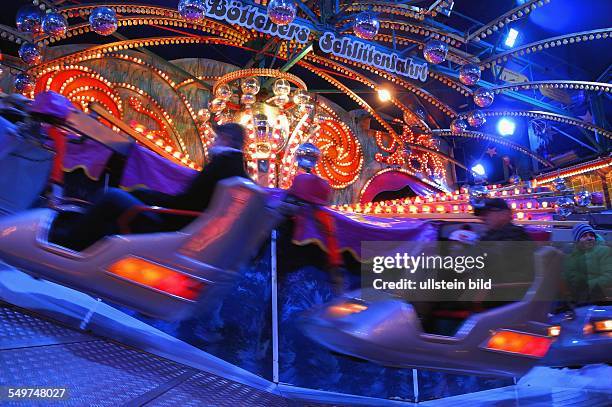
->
[476,198,532,241]
[475,198,533,301]
[59,123,248,251]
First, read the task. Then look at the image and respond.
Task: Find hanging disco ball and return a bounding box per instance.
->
[241,94,256,105]
[468,184,489,208]
[217,110,234,124]
[423,40,448,64]
[293,89,310,105]
[274,94,290,107]
[209,98,226,113]
[459,64,481,86]
[296,142,321,172]
[467,110,486,127]
[42,12,68,37]
[89,7,118,36]
[574,190,591,207]
[555,196,574,218]
[450,118,468,135]
[553,177,569,192]
[353,12,380,40]
[16,5,44,34]
[273,79,291,96]
[298,103,314,115]
[267,0,297,26]
[14,73,34,94]
[241,77,260,95]
[254,114,270,139]
[215,84,233,101]
[473,87,494,108]
[178,0,206,22]
[18,43,42,65]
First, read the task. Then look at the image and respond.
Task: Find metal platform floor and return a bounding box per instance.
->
[0,303,296,407]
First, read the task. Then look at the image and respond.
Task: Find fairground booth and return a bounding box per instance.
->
[0,1,610,405]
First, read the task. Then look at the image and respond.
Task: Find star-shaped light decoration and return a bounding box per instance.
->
[486,147,497,158]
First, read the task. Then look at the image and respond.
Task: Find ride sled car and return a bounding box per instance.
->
[300,246,566,378]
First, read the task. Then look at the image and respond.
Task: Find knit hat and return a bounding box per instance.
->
[572,223,595,242]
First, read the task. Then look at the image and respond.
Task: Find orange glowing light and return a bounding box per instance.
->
[486,330,552,358]
[327,302,368,318]
[107,257,205,301]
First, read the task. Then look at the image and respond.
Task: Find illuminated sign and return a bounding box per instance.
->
[205,0,310,44]
[318,32,429,82]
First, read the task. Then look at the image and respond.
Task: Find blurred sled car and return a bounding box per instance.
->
[301,247,566,378]
[543,304,612,367]
[0,177,285,320]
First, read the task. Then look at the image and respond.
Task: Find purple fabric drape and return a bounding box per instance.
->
[63,138,113,180]
[119,144,197,194]
[293,207,438,260]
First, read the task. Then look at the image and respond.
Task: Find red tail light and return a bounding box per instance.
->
[108,257,205,301]
[327,302,368,318]
[593,320,612,333]
[486,330,552,358]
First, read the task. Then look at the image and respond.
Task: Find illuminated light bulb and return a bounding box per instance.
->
[377,88,392,102]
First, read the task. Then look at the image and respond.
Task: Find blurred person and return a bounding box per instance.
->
[476,198,532,241]
[57,123,248,251]
[475,198,533,302]
[564,223,611,304]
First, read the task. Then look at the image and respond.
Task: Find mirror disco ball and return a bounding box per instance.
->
[16,5,44,34]
[18,43,42,65]
[353,12,380,40]
[267,0,297,26]
[209,98,226,113]
[241,77,260,95]
[423,40,448,64]
[555,196,574,218]
[467,110,486,127]
[473,87,494,108]
[89,7,118,36]
[14,73,35,94]
[459,64,481,86]
[274,94,290,107]
[574,190,591,207]
[450,118,468,134]
[468,184,488,208]
[215,84,232,101]
[273,79,291,96]
[296,142,321,172]
[240,93,256,105]
[42,12,68,37]
[553,177,569,192]
[178,0,206,22]
[293,89,310,105]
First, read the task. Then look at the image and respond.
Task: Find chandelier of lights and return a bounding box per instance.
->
[197,68,362,189]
